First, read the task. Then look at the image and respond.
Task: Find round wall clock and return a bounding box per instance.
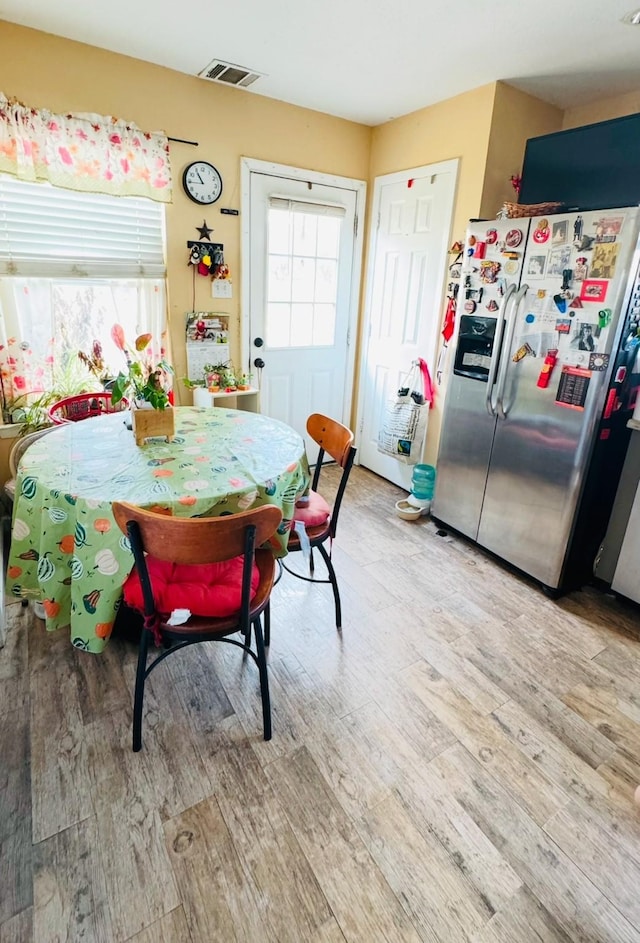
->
[182,161,223,205]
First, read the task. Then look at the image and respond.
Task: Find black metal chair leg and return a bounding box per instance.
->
[318,542,342,629]
[242,620,251,650]
[264,602,271,648]
[253,617,272,741]
[132,629,150,752]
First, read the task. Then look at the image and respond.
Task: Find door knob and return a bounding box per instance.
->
[254,357,265,369]
[254,337,264,347]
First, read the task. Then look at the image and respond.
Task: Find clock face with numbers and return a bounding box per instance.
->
[182,161,223,205]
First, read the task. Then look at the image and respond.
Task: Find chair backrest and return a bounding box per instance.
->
[112,502,282,622]
[48,392,129,425]
[113,502,282,565]
[306,413,356,536]
[9,427,55,478]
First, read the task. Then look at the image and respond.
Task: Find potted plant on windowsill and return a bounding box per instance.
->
[237,371,253,391]
[78,339,115,391]
[110,325,174,445]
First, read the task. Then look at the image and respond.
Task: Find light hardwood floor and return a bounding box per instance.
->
[2,465,640,942]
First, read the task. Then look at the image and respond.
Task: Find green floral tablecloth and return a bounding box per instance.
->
[7,407,310,652]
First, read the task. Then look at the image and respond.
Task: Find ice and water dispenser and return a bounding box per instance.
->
[453,315,497,382]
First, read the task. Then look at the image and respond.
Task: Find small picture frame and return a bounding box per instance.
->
[552,220,568,244]
[547,245,571,276]
[527,254,547,278]
[579,279,608,303]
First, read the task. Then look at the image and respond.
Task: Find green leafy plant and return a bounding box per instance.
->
[109,326,173,411]
[9,353,101,434]
[181,376,205,390]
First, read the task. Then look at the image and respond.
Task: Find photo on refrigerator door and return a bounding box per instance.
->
[579,279,608,303]
[590,242,619,280]
[527,253,547,277]
[548,246,571,276]
[552,220,569,245]
[574,257,589,281]
[594,215,624,243]
[569,322,596,352]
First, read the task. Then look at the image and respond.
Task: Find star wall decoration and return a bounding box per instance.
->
[196,220,212,240]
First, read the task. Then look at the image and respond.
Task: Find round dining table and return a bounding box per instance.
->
[6,406,310,652]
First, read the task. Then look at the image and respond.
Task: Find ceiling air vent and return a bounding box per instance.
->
[198,59,264,88]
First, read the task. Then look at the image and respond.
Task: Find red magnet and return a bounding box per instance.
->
[464,299,477,313]
[505,229,523,248]
[536,349,558,389]
[473,242,487,259]
[486,228,498,244]
[533,218,550,244]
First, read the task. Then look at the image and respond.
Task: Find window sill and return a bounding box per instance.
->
[0,424,24,439]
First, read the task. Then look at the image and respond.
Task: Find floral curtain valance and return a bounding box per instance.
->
[0,94,172,203]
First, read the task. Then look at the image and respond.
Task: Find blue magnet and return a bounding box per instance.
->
[525,313,535,323]
[553,293,567,313]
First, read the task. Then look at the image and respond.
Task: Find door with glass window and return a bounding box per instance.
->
[246,170,359,461]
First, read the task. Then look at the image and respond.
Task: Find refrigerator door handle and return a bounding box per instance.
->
[495,283,529,420]
[485,283,516,418]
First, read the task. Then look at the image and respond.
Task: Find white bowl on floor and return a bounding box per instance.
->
[395,499,422,521]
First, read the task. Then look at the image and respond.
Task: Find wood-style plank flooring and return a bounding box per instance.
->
[2,465,640,942]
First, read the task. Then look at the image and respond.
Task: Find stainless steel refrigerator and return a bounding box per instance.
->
[433,206,640,591]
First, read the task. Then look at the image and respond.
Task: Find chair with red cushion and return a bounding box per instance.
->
[112,501,282,751]
[282,413,356,630]
[48,391,129,424]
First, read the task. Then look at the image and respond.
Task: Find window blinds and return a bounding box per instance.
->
[268,196,346,218]
[0,176,166,278]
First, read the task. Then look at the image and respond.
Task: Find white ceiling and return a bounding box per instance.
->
[3,0,640,125]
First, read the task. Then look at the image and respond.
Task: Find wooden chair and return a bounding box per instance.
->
[48,391,129,424]
[4,428,54,502]
[113,502,282,751]
[281,413,356,629]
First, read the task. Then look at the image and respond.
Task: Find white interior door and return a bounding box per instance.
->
[242,160,365,462]
[357,160,458,488]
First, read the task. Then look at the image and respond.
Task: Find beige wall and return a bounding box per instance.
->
[0,21,371,403]
[563,89,640,129]
[481,83,563,218]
